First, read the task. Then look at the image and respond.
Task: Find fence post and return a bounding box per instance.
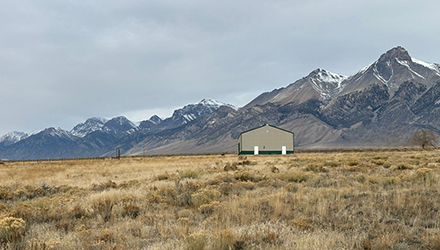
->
[116,148,121,159]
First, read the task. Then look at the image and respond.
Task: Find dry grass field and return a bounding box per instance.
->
[1,150,440,249]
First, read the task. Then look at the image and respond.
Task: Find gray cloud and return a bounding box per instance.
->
[1,0,440,135]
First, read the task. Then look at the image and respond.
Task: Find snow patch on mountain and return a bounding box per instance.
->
[372,62,388,83]
[183,114,197,121]
[412,58,440,75]
[149,115,163,125]
[357,62,375,76]
[313,69,347,85]
[308,69,348,99]
[396,58,425,79]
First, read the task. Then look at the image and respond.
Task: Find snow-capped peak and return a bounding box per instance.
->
[109,116,136,126]
[0,131,29,144]
[102,116,138,134]
[149,115,163,125]
[90,117,108,124]
[43,127,76,139]
[199,99,236,110]
[71,117,107,137]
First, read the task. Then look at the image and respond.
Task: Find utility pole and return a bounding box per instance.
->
[143,138,146,156]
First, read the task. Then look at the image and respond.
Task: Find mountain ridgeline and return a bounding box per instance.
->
[1,46,440,160]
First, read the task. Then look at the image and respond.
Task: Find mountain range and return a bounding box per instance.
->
[1,46,440,160]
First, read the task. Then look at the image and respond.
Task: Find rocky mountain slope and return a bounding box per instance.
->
[338,46,440,96]
[0,99,234,160]
[125,46,440,154]
[243,69,347,109]
[1,47,440,160]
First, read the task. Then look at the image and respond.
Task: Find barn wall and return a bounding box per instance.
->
[239,125,294,154]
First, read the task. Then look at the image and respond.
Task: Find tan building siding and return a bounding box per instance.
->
[238,125,294,155]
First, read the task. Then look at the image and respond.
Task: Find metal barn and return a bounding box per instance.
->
[237,124,294,155]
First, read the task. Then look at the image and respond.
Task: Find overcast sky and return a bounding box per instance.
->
[1,0,440,135]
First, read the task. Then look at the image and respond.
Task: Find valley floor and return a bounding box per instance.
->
[1,150,440,249]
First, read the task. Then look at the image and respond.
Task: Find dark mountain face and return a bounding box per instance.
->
[137,115,163,130]
[374,47,410,83]
[410,82,440,128]
[323,83,390,128]
[411,82,440,115]
[0,128,77,160]
[374,81,427,130]
[1,46,440,159]
[0,132,28,147]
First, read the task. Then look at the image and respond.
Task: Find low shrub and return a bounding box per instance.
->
[97,228,116,243]
[395,164,412,170]
[69,205,87,219]
[92,180,117,191]
[155,173,171,181]
[367,176,381,184]
[324,162,339,167]
[234,171,263,182]
[416,168,433,182]
[305,165,328,173]
[219,183,233,196]
[94,200,113,222]
[372,156,388,160]
[270,166,280,173]
[184,232,207,250]
[180,170,199,179]
[11,203,37,222]
[347,161,358,166]
[0,217,26,245]
[199,201,221,216]
[90,193,116,222]
[224,163,237,171]
[191,189,221,207]
[261,230,280,245]
[285,183,298,192]
[212,229,238,250]
[279,171,308,183]
[54,217,73,233]
[0,189,12,201]
[237,160,256,166]
[122,204,141,219]
[355,174,366,183]
[372,160,385,166]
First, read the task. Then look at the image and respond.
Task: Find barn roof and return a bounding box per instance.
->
[238,124,294,138]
